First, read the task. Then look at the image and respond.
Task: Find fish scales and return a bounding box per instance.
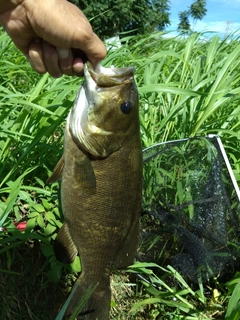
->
[63,126,141,268]
[48,62,142,319]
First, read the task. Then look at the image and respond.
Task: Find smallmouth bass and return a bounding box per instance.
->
[48,62,142,319]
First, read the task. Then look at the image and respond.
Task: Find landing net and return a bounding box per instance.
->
[140,135,240,283]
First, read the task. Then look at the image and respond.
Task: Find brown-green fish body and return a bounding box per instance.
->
[48,62,142,319]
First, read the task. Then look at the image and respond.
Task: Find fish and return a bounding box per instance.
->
[47,62,142,319]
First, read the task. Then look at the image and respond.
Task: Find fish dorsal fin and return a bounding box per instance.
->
[47,156,64,184]
[54,222,78,264]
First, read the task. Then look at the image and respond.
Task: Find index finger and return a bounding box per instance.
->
[72,32,107,69]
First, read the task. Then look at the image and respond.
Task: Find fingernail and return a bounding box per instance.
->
[53,73,63,79]
[58,48,70,59]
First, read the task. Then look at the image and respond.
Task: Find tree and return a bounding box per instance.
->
[189,0,207,25]
[178,0,207,33]
[177,11,191,34]
[68,0,171,39]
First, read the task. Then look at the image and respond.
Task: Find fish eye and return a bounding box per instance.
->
[120,101,132,114]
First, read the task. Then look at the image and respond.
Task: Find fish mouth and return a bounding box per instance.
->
[84,62,135,88]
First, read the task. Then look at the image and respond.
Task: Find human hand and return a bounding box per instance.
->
[0,0,106,77]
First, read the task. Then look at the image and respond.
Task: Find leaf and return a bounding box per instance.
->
[45,211,56,223]
[70,256,81,273]
[131,297,162,312]
[25,218,37,233]
[55,283,97,320]
[41,198,52,210]
[139,84,199,96]
[37,214,45,229]
[42,223,56,236]
[0,268,22,275]
[69,283,98,320]
[48,264,62,283]
[32,204,45,212]
[0,176,22,226]
[41,245,54,257]
[28,212,39,219]
[225,282,240,319]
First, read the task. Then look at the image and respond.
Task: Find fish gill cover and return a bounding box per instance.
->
[139,135,240,284]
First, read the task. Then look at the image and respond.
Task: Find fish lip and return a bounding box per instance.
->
[84,62,135,87]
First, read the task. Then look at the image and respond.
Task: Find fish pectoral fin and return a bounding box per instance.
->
[54,222,78,264]
[47,156,64,184]
[74,154,96,191]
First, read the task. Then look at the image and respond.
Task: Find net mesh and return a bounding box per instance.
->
[139,135,240,283]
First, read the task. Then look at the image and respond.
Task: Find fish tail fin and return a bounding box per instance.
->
[65,274,111,319]
[54,222,78,264]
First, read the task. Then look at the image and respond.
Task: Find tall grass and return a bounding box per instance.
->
[0,28,240,319]
[106,32,240,181]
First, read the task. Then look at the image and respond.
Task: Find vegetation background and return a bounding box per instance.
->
[0,2,240,318]
[68,0,207,38]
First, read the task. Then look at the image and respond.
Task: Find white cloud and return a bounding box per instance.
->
[194,21,240,34]
[167,20,240,37]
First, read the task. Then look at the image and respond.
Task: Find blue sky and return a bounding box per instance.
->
[167,0,240,36]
